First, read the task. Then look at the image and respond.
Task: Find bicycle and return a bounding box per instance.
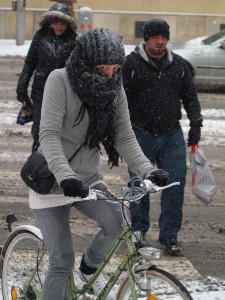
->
[0,177,193,300]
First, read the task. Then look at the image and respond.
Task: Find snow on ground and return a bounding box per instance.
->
[1,39,225,299]
[0,39,31,57]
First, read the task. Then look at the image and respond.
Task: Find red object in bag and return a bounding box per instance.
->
[191,144,198,186]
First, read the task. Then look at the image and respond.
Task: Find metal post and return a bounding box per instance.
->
[212,20,217,34]
[16,0,26,46]
[77,7,93,34]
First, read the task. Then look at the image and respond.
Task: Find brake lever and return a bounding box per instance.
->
[142,180,180,193]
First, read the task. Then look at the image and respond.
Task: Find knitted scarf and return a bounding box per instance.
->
[66,47,122,168]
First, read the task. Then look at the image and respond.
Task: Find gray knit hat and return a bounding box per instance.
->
[39,3,77,31]
[143,19,170,41]
[76,28,125,66]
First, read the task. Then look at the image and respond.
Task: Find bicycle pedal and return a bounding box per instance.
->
[82,284,94,295]
[83,292,95,300]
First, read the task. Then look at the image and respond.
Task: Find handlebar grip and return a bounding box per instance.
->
[143,179,180,193]
[143,179,154,191]
[66,190,97,203]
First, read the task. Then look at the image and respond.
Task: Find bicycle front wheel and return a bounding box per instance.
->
[0,225,48,300]
[117,266,193,300]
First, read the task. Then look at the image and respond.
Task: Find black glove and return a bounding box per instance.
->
[60,178,89,198]
[17,93,30,103]
[187,126,201,147]
[147,169,170,187]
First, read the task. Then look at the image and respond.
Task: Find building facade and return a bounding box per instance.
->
[1,0,225,43]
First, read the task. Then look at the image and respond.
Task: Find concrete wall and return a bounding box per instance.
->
[2,0,225,14]
[1,0,225,43]
[1,7,225,44]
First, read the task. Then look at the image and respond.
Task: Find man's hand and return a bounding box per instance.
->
[187,126,201,147]
[147,169,170,187]
[60,178,89,198]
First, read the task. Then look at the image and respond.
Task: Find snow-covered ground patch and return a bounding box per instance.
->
[1,39,225,299]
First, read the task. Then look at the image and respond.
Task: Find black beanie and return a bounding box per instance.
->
[143,19,170,41]
[76,28,125,66]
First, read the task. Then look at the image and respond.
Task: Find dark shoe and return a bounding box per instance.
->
[132,231,147,249]
[159,237,181,255]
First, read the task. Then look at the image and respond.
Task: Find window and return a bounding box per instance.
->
[135,21,145,38]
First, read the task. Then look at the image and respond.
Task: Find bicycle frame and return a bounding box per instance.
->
[22,223,144,300]
[68,224,139,300]
[2,179,181,300]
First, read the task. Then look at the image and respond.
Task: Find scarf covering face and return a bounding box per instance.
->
[66,28,125,167]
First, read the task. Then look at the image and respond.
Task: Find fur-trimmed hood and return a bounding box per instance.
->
[39,3,77,31]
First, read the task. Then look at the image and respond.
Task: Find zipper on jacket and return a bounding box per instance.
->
[158,71,162,79]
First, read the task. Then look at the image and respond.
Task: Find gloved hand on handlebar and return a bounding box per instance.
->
[146,169,170,187]
[60,178,89,198]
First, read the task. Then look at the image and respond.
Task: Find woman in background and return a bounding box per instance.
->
[16,3,77,152]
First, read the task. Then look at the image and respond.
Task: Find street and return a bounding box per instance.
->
[0,56,225,283]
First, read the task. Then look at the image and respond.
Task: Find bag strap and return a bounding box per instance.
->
[68,143,84,163]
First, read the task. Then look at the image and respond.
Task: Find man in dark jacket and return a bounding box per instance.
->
[16,3,77,152]
[122,18,203,254]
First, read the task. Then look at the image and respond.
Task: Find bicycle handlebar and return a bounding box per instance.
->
[66,177,180,204]
[141,179,180,193]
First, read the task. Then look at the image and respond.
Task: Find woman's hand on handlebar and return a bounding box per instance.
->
[60,178,89,198]
[146,169,170,187]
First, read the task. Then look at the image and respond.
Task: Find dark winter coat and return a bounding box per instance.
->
[16,26,77,103]
[122,42,203,136]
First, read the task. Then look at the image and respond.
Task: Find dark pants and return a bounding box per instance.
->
[129,123,186,239]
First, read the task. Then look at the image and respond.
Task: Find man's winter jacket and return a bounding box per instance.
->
[122,43,203,136]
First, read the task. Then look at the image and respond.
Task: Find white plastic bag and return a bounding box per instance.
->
[189,145,217,205]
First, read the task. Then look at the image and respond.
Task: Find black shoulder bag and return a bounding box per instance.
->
[20,144,83,195]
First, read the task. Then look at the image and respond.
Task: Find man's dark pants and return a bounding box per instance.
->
[129,123,186,239]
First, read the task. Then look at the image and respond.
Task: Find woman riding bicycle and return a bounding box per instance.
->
[29,28,169,300]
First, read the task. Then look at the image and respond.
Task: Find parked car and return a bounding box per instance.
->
[169,29,225,90]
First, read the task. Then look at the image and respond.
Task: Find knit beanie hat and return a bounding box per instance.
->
[75,28,125,66]
[143,19,170,41]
